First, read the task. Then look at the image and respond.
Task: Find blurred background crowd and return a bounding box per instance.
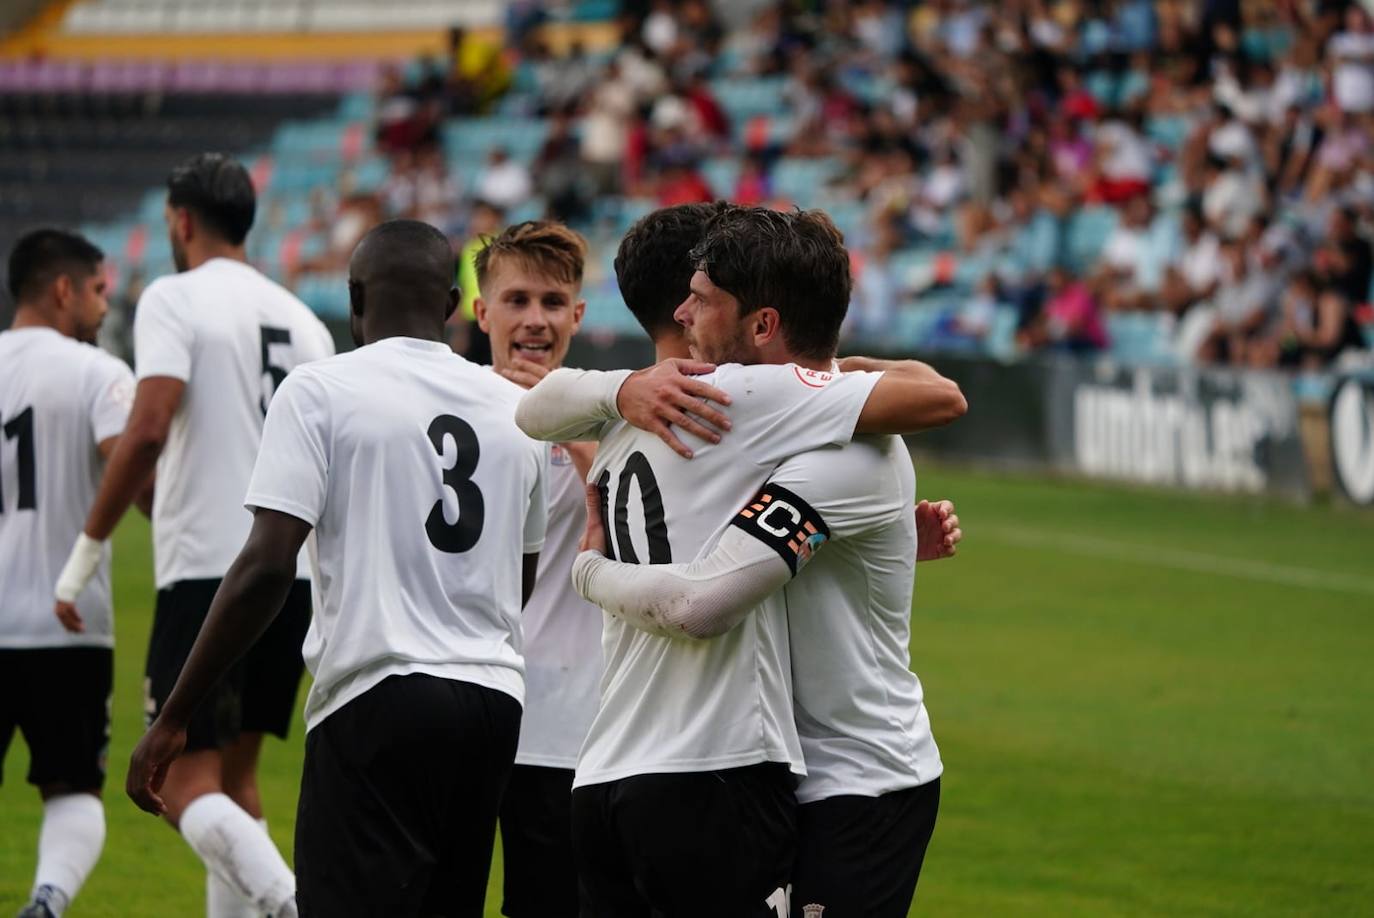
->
[2,0,1373,373]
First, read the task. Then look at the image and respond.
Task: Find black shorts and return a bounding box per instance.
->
[571,763,797,918]
[0,647,112,792]
[295,674,522,918]
[145,578,311,752]
[500,764,578,918]
[791,778,941,918]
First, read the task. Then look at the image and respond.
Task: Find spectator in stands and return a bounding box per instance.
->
[1195,238,1280,366]
[1089,107,1153,204]
[446,26,511,115]
[1021,266,1108,354]
[375,64,441,156]
[582,61,636,195]
[1254,268,1368,370]
[1096,196,1162,312]
[1329,5,1374,115]
[1161,203,1222,316]
[1315,206,1374,306]
[476,147,533,211]
[535,113,592,224]
[450,200,505,363]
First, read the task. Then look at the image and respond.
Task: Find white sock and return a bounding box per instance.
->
[31,793,106,917]
[180,793,296,917]
[206,818,273,918]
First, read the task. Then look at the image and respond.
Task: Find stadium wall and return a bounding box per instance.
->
[566,337,1374,506]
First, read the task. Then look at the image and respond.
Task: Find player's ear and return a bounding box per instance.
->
[52,272,73,309]
[572,298,587,333]
[473,295,490,333]
[753,307,782,346]
[348,279,365,318]
[445,286,460,323]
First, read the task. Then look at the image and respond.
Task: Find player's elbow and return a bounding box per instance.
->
[513,395,553,441]
[938,381,968,425]
[122,417,170,459]
[671,596,746,641]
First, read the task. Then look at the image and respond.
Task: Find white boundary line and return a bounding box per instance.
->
[978,524,1374,598]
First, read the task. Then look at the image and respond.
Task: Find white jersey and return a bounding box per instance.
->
[516,447,603,769]
[244,337,548,732]
[767,436,942,804]
[133,257,334,588]
[577,363,881,788]
[0,328,134,648]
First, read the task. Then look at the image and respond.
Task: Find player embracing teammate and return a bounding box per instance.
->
[110,199,965,917]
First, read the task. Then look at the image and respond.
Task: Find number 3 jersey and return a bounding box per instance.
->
[576,363,880,789]
[0,327,134,648]
[245,338,548,733]
[133,257,334,588]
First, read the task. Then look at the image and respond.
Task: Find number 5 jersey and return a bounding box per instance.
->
[133,257,334,589]
[575,363,880,789]
[244,337,548,733]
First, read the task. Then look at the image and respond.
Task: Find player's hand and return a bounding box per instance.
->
[916,499,961,561]
[54,600,85,633]
[126,717,187,816]
[498,358,552,390]
[617,359,732,459]
[580,483,607,553]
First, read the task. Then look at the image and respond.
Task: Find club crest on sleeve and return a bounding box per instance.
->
[793,366,834,389]
[803,905,825,918]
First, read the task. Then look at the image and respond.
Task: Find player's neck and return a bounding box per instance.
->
[364,321,447,346]
[183,243,246,271]
[8,305,65,337]
[653,339,691,361]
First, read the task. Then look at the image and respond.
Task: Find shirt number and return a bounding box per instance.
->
[260,325,292,415]
[596,450,670,564]
[0,406,36,512]
[425,414,485,553]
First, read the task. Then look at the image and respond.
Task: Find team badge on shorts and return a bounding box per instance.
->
[551,444,572,466]
[802,904,825,918]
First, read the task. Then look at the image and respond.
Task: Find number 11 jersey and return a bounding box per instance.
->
[245,338,548,733]
[133,257,334,588]
[577,363,880,789]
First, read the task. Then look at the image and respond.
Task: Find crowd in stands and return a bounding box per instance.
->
[181,1,1374,370]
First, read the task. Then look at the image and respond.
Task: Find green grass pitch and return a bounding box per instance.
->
[3,464,1372,916]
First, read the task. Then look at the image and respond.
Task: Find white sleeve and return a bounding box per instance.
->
[762,438,908,541]
[87,355,136,443]
[244,372,328,527]
[571,526,791,640]
[712,364,882,466]
[515,367,633,442]
[523,444,549,554]
[132,282,193,381]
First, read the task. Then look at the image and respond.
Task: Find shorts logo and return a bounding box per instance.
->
[803,905,825,918]
[794,366,834,388]
[550,444,572,467]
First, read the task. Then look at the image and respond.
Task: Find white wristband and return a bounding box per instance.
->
[55,533,105,603]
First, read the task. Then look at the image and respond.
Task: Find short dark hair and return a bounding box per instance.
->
[475,220,588,290]
[688,207,852,361]
[7,228,104,303]
[614,201,735,338]
[166,152,256,245]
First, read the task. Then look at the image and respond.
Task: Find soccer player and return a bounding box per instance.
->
[515,204,966,917]
[0,230,133,918]
[53,153,334,917]
[127,220,548,917]
[467,219,597,918]
[569,206,953,917]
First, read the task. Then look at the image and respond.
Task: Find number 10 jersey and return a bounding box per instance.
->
[245,337,548,733]
[576,363,880,789]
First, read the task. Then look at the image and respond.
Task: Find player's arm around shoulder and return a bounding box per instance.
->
[516,359,732,459]
[839,355,968,434]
